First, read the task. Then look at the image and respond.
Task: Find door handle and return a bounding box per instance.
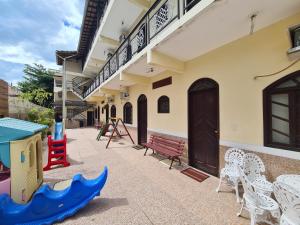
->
[214,130,219,134]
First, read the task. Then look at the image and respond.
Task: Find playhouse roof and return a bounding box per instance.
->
[0,118,47,168]
[0,117,47,143]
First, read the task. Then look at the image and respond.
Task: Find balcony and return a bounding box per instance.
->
[82,0,202,98]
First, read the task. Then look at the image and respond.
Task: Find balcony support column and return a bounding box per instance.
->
[147,50,185,74]
[120,71,151,85]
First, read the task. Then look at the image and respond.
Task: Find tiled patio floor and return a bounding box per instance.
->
[43,128,249,225]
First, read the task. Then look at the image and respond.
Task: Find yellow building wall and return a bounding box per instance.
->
[94,13,300,156]
[10,133,43,204]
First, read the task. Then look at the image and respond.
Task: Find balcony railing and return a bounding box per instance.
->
[82,0,201,98]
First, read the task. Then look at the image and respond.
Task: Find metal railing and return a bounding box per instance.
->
[183,0,202,13]
[71,76,92,97]
[82,0,201,98]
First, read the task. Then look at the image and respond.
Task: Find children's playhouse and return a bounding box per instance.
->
[0,117,47,204]
[0,118,108,225]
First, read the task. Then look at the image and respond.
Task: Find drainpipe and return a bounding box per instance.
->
[57,54,78,132]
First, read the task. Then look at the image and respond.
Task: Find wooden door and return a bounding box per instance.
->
[138,94,147,145]
[104,104,109,123]
[111,105,116,122]
[87,111,94,126]
[188,78,219,176]
[295,90,300,147]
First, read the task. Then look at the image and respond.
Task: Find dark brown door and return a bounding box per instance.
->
[87,111,94,126]
[295,90,300,147]
[111,105,116,122]
[138,94,147,145]
[188,78,219,176]
[97,106,100,123]
[104,104,109,123]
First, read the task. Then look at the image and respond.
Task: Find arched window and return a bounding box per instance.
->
[157,96,170,113]
[110,105,116,122]
[263,70,300,151]
[123,102,132,124]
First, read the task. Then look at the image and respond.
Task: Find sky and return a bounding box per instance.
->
[0,0,85,85]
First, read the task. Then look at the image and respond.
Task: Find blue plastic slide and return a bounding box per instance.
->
[0,167,108,225]
[54,122,63,140]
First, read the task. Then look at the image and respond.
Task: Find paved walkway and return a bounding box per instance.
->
[44,128,248,225]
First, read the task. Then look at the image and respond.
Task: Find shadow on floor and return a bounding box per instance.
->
[57,197,129,223]
[43,178,66,187]
[146,153,186,171]
[67,138,76,143]
[67,156,84,166]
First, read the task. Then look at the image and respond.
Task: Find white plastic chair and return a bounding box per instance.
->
[216,148,245,202]
[273,181,300,225]
[242,153,273,196]
[237,167,280,225]
[280,202,300,225]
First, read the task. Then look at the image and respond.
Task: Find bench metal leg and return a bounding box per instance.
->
[178,157,181,166]
[169,158,174,170]
[144,147,148,156]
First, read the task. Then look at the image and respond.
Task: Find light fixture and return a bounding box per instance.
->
[146,67,154,73]
[249,13,257,35]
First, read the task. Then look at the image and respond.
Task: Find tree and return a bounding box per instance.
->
[27,107,54,138]
[20,88,52,107]
[18,64,54,108]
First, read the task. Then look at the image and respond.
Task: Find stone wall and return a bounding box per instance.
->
[220,145,300,182]
[0,80,8,117]
[8,86,47,119]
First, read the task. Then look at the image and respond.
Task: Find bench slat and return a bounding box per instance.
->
[146,135,185,155]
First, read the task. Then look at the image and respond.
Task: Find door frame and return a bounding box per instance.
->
[87,111,94,127]
[187,78,220,176]
[137,94,148,145]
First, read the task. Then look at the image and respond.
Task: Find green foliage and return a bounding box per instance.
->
[27,107,54,138]
[20,88,52,107]
[18,64,54,108]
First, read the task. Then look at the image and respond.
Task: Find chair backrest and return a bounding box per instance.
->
[238,166,256,195]
[224,148,245,167]
[242,153,266,182]
[273,181,300,213]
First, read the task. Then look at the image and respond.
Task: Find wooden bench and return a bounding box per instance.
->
[143,135,185,169]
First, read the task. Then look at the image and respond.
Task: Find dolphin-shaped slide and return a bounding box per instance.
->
[0,167,108,225]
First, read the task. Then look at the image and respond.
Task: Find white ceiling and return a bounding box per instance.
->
[155,0,300,61]
[102,73,124,90]
[101,55,166,90]
[125,55,166,77]
[84,0,144,75]
[101,0,144,41]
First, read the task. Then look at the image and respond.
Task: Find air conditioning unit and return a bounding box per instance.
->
[287,24,300,59]
[120,91,129,100]
[107,96,114,103]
